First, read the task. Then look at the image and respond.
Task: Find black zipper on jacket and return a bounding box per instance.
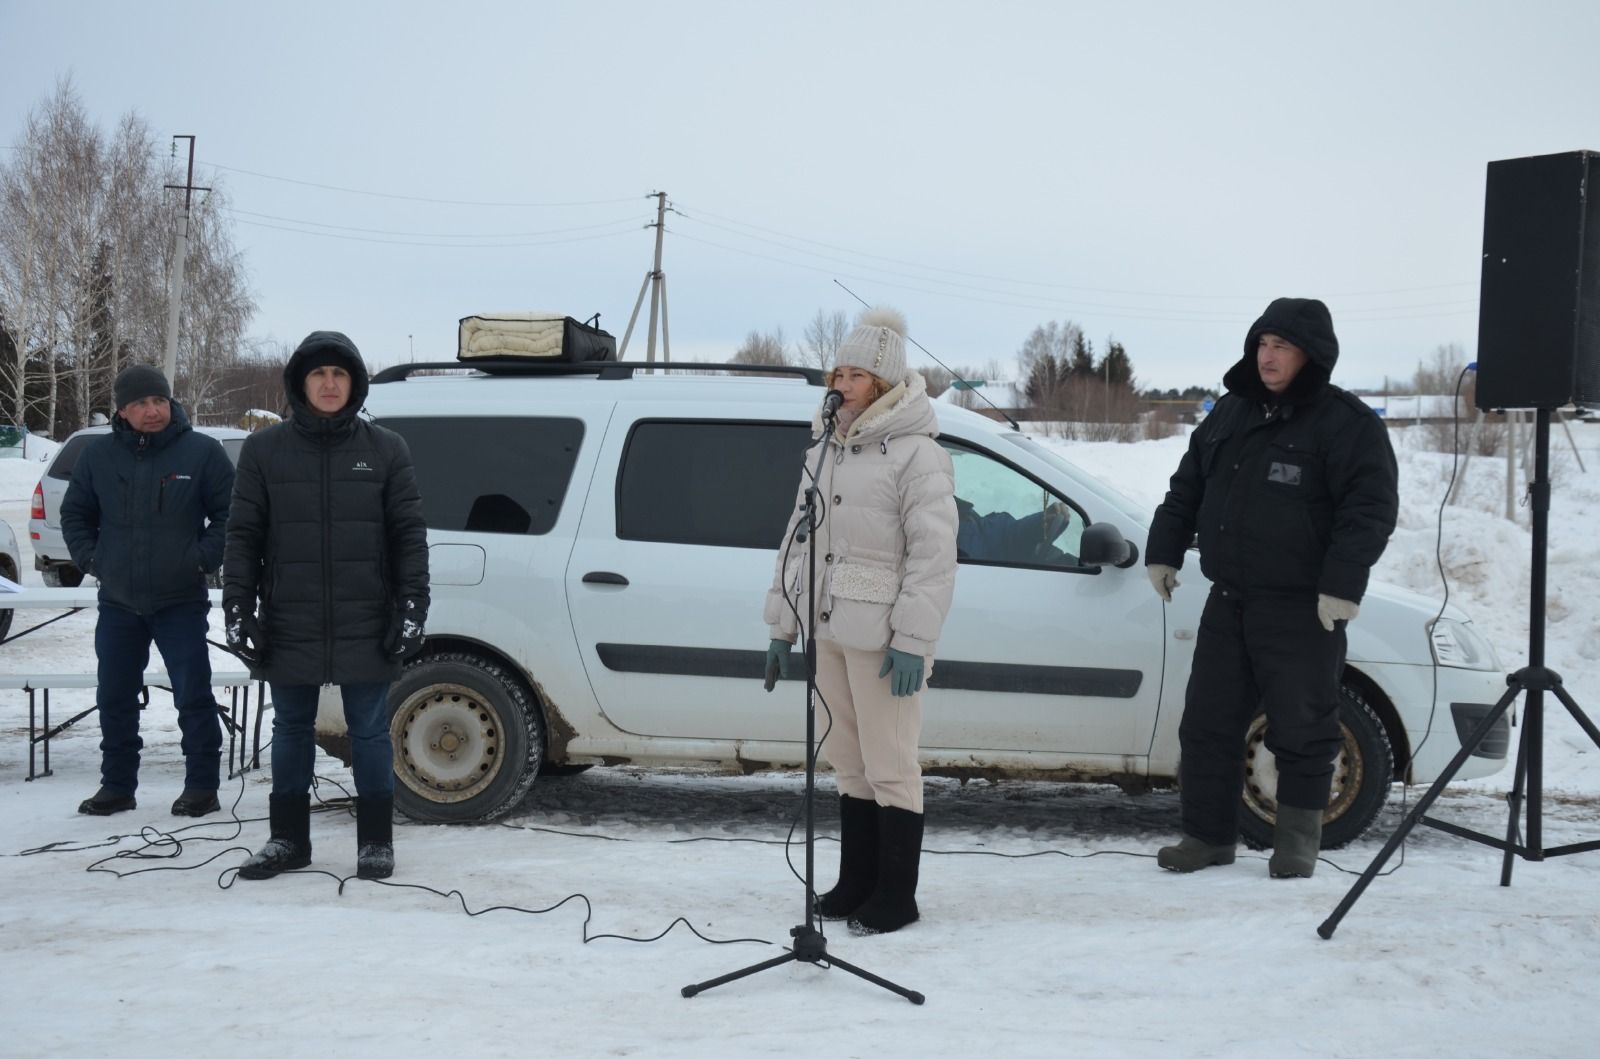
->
[322,442,334,685]
[135,433,149,611]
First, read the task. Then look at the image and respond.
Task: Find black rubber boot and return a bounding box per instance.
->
[356,796,395,881]
[1268,805,1323,878]
[1157,835,1237,873]
[238,793,312,880]
[848,805,924,935]
[78,786,136,816]
[815,794,878,920]
[171,789,222,817]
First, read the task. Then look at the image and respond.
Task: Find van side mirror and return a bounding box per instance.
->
[1080,522,1140,569]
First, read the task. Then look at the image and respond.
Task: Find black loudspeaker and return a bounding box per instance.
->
[1475,150,1600,410]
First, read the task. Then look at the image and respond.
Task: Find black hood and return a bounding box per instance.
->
[1223,297,1338,404]
[283,330,370,431]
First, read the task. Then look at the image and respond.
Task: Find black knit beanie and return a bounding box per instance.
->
[113,364,172,409]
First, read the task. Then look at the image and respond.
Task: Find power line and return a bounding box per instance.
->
[204,161,642,208]
[222,206,645,240]
[674,200,1478,302]
[670,229,1477,325]
[230,216,642,249]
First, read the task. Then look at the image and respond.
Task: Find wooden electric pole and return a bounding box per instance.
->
[161,134,211,388]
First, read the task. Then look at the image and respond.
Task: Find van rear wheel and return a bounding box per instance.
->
[388,652,544,824]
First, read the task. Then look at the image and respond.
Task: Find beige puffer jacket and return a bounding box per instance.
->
[764,372,958,657]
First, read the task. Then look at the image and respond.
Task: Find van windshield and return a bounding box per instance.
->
[1001,433,1152,527]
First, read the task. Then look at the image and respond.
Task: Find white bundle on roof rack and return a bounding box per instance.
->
[456,312,617,363]
[459,313,569,358]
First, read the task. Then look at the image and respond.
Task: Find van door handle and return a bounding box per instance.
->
[582,571,629,586]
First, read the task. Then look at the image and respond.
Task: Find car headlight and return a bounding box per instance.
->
[1428,618,1501,671]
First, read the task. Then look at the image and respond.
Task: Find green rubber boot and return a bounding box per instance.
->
[1268,805,1324,878]
[1156,835,1237,873]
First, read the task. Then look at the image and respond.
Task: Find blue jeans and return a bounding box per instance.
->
[95,601,222,795]
[269,683,394,798]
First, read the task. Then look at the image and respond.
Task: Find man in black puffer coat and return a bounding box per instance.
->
[1144,298,1398,879]
[224,331,429,882]
[61,365,235,818]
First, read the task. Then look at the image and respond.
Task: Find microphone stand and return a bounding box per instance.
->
[682,407,924,1005]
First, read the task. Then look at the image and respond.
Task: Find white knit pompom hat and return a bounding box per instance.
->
[834,305,908,384]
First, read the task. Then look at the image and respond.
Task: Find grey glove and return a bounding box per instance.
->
[878,648,925,697]
[1147,564,1180,602]
[763,639,793,692]
[1317,594,1359,631]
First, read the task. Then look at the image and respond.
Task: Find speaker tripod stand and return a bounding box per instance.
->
[682,411,924,1004]
[1320,407,1600,938]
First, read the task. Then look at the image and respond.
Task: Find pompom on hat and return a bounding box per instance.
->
[834,306,908,384]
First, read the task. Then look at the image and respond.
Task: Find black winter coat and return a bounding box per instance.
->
[60,401,234,616]
[1146,299,1399,603]
[222,333,429,686]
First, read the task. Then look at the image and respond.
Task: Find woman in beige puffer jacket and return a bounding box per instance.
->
[763,306,957,935]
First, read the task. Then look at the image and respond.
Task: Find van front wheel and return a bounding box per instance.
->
[388,653,544,824]
[1237,683,1394,850]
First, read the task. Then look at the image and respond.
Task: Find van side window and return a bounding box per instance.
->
[618,420,813,549]
[940,439,1087,569]
[377,416,584,535]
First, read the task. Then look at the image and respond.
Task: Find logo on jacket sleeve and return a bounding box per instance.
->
[1267,461,1303,485]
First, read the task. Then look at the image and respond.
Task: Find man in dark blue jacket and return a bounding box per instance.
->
[60,364,236,817]
[1144,298,1398,878]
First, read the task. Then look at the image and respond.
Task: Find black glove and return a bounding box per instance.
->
[224,599,268,666]
[384,598,427,662]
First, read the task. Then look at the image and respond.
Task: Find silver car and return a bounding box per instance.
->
[29,423,249,586]
[0,517,19,640]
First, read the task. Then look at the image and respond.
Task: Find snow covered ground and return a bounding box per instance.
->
[1,420,1598,1058]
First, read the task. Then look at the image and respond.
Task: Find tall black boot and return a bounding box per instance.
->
[238,793,312,880]
[849,805,924,935]
[356,796,395,881]
[815,794,878,920]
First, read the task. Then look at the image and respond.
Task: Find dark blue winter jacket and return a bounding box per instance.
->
[59,401,235,615]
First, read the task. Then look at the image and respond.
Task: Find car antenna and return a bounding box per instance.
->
[833,279,1020,431]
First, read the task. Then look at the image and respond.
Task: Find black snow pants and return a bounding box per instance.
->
[1178,586,1348,846]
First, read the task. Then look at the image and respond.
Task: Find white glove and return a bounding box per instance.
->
[1147,564,1180,602]
[1317,593,1359,631]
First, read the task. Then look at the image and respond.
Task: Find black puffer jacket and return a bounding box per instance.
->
[60,400,234,615]
[222,332,429,685]
[1146,298,1399,603]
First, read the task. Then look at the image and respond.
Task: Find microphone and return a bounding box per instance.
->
[820,389,844,420]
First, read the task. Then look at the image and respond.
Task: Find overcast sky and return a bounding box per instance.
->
[3,0,1597,390]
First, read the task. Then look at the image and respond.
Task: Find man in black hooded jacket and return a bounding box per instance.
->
[223,331,428,882]
[1144,297,1398,878]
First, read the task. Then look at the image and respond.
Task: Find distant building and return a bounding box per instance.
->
[1358,394,1465,422]
[937,377,1029,420]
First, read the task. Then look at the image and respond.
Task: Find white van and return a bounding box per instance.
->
[324,361,1509,849]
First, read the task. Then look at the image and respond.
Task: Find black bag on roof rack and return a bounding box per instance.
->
[457,313,616,364]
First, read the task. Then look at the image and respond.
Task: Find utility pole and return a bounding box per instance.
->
[162,135,211,388]
[619,191,673,363]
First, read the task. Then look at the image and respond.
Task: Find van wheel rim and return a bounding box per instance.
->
[1241,715,1363,823]
[392,683,504,803]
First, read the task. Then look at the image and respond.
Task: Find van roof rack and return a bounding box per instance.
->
[371,360,825,386]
